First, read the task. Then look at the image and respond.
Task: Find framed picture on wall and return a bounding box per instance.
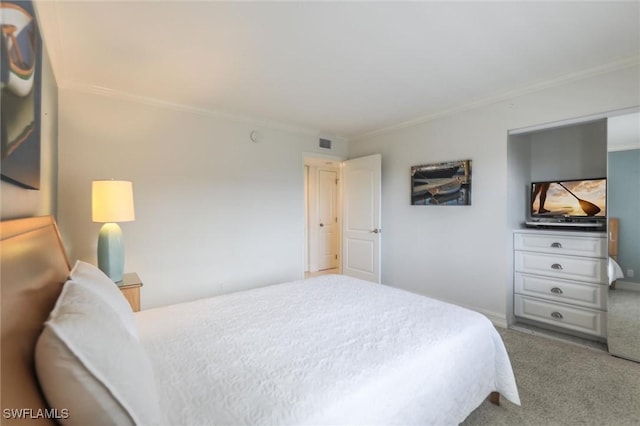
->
[411,160,472,205]
[0,0,42,189]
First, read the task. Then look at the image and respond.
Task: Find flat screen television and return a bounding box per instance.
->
[530,178,606,224]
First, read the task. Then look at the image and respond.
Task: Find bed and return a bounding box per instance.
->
[1,216,520,425]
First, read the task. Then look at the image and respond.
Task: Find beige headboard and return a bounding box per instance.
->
[1,216,70,425]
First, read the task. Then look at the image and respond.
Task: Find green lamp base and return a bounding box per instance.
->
[97,222,125,282]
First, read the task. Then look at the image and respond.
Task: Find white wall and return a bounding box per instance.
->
[57,90,347,308]
[1,49,58,220]
[348,65,640,325]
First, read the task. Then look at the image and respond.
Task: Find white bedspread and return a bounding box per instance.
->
[136,275,519,425]
[609,257,625,285]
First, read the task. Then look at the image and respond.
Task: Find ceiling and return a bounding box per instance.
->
[35,1,640,138]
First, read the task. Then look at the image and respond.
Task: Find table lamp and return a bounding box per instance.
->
[92,180,135,282]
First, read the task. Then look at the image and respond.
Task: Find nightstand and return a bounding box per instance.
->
[118,272,143,312]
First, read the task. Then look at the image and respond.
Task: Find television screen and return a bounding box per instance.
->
[531,178,606,218]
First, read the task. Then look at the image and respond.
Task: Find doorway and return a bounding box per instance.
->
[303,153,382,283]
[304,157,341,276]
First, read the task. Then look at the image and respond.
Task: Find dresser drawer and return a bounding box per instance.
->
[514,295,606,337]
[514,273,607,310]
[514,251,607,284]
[514,233,606,258]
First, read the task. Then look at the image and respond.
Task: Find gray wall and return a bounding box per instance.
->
[530,120,607,182]
[608,149,640,283]
[508,119,608,226]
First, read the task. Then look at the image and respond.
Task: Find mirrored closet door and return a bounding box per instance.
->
[606,112,640,362]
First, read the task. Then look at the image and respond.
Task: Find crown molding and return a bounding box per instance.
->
[56,54,639,143]
[353,55,640,141]
[57,80,332,138]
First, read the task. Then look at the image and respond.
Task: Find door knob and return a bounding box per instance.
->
[370,228,381,234]
[319,223,324,227]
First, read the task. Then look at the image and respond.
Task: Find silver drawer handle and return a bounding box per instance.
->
[550,242,562,248]
[551,263,563,270]
[551,311,564,320]
[550,287,564,295]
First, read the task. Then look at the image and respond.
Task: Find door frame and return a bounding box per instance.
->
[302,153,345,275]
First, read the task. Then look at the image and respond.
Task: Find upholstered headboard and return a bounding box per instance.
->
[1,216,70,424]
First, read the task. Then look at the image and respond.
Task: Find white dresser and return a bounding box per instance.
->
[513,229,608,338]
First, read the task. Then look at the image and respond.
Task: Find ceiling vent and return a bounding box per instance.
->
[319,138,332,149]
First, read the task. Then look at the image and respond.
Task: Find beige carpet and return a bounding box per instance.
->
[462,328,640,426]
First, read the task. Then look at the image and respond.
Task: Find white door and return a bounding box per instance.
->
[318,169,339,270]
[342,154,382,283]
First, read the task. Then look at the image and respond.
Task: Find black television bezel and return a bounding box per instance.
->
[529,177,607,221]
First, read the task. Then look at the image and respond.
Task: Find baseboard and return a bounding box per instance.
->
[398,292,509,329]
[478,310,509,329]
[614,280,640,292]
[460,304,508,329]
[510,321,608,352]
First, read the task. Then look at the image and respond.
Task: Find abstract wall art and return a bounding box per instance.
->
[1,0,42,189]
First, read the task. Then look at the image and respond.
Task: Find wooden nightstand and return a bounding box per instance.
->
[118,273,143,312]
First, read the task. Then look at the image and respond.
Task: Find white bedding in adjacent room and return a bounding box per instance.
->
[609,257,625,284]
[136,275,519,425]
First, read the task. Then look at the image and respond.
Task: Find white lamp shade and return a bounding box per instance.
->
[92,180,135,223]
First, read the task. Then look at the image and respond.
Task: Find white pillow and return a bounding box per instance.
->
[69,260,138,337]
[35,281,164,426]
